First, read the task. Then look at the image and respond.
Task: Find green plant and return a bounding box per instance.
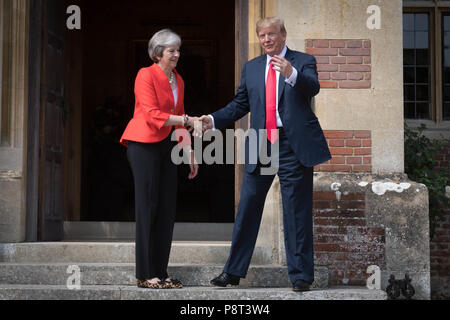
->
[404,122,450,238]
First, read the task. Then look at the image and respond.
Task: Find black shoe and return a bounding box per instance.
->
[293,279,311,292]
[210,272,240,287]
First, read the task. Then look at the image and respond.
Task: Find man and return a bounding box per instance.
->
[200,17,331,292]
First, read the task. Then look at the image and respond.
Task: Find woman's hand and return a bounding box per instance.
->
[188,151,199,179]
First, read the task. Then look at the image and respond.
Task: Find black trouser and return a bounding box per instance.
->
[127,135,177,280]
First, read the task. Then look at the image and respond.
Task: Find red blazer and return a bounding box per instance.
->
[120,64,190,147]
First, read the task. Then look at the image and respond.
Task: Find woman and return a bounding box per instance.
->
[120,29,199,289]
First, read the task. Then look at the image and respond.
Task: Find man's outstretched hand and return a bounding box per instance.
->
[199,115,213,133]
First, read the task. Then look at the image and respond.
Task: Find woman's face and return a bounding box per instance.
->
[158,45,180,70]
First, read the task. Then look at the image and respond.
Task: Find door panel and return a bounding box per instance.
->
[39,0,66,241]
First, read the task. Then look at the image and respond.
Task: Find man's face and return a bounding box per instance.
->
[258,24,286,57]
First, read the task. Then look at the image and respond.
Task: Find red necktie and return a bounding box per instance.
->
[266,60,278,144]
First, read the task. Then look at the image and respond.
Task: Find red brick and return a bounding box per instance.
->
[354,131,371,138]
[363,156,372,164]
[362,139,372,147]
[319,164,352,172]
[340,193,365,201]
[339,48,371,56]
[314,226,348,235]
[328,139,345,147]
[330,147,354,155]
[306,40,314,48]
[331,72,347,80]
[314,192,338,200]
[363,40,371,48]
[348,73,364,80]
[314,200,335,209]
[339,201,366,209]
[353,165,372,172]
[330,40,346,48]
[365,73,372,80]
[315,243,340,251]
[347,40,363,48]
[320,81,338,88]
[316,56,330,64]
[318,72,330,80]
[345,279,366,286]
[346,157,363,164]
[324,131,354,139]
[346,139,361,147]
[347,56,363,64]
[364,56,371,64]
[315,209,365,218]
[330,56,347,64]
[317,64,338,72]
[306,48,338,56]
[328,218,366,227]
[315,234,346,243]
[339,81,371,89]
[330,156,346,164]
[340,65,371,72]
[314,40,330,48]
[346,252,385,263]
[370,227,386,236]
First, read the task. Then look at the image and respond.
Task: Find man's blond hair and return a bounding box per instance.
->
[256,17,287,35]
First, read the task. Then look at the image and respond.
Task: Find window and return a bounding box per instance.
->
[403,0,450,124]
[442,14,450,119]
[403,13,431,119]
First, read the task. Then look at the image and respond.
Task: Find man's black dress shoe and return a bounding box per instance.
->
[210,272,240,287]
[293,279,311,292]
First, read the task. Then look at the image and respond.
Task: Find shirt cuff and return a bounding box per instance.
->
[285,67,298,87]
[208,115,216,130]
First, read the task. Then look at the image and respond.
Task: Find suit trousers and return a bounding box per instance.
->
[127,135,177,280]
[224,129,315,284]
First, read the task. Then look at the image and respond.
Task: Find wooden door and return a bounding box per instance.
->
[39,0,67,241]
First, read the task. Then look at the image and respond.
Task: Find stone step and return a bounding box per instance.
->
[0,263,329,288]
[0,284,387,300]
[0,242,273,265]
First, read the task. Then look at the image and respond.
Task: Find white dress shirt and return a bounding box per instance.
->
[209,46,298,129]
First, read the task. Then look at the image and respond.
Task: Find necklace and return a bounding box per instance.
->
[169,72,174,84]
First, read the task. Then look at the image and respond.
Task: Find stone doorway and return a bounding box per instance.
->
[27,0,250,241]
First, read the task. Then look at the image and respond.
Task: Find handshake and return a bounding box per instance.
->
[184,115,214,138]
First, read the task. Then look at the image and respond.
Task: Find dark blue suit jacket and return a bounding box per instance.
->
[212,48,331,173]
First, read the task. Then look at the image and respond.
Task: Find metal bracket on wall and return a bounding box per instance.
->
[386,273,416,300]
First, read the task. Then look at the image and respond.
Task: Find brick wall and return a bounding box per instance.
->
[430,210,450,299]
[316,130,372,173]
[430,142,450,299]
[306,39,371,89]
[434,143,450,176]
[313,192,386,285]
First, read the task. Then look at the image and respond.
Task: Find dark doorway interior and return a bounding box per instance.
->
[75,0,236,223]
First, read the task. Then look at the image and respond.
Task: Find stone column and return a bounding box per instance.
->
[0,0,29,243]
